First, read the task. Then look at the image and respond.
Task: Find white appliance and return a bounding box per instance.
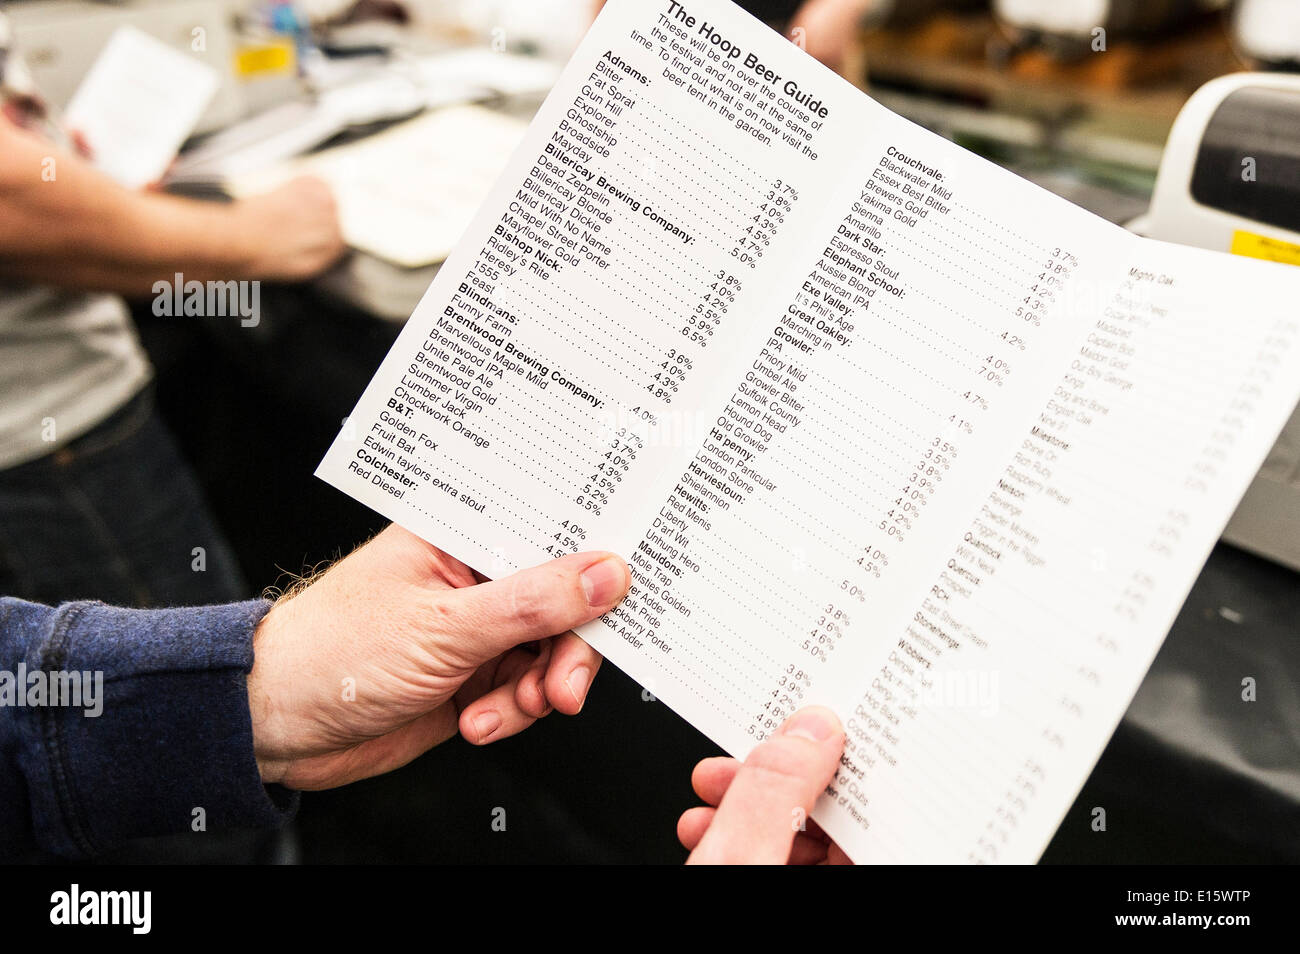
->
[1132,72,1300,570]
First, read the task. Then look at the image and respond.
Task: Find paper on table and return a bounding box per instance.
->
[409,49,563,98]
[230,106,528,268]
[63,26,219,189]
[316,0,1300,862]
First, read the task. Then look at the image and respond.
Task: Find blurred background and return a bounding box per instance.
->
[2,0,1297,863]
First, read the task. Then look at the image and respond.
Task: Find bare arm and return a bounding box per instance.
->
[0,121,344,295]
[790,0,876,71]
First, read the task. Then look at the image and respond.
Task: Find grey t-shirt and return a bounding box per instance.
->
[0,11,152,469]
[0,282,152,468]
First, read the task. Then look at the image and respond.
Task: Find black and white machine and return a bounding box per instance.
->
[1131,73,1300,570]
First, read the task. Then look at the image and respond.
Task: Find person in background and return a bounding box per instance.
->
[0,526,847,864]
[0,10,346,610]
[591,0,876,72]
[743,0,876,70]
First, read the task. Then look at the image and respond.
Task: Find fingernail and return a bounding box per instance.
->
[565,665,592,709]
[473,710,502,743]
[782,708,838,743]
[580,555,627,607]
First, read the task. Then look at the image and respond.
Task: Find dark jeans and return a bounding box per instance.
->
[0,385,247,608]
[0,387,299,863]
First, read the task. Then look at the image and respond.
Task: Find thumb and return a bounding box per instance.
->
[433,551,630,664]
[688,706,844,865]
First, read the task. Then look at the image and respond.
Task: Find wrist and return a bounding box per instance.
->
[221,198,280,278]
[248,600,293,785]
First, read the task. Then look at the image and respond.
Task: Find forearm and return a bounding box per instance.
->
[0,123,263,294]
[0,596,296,859]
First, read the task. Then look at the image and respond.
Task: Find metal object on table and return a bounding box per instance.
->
[1232,0,1300,72]
[866,0,988,29]
[993,0,1225,57]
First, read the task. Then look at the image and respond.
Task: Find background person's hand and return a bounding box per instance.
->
[678,706,852,864]
[789,0,873,72]
[246,525,629,790]
[235,174,347,281]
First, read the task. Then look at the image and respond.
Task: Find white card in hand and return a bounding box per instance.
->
[63,25,220,189]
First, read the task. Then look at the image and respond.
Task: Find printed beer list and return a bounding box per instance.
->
[318,0,1300,862]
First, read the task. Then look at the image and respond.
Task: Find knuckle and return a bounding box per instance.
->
[508,571,558,632]
[744,734,829,786]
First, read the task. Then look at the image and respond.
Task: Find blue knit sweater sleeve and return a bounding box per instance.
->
[0,597,298,858]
